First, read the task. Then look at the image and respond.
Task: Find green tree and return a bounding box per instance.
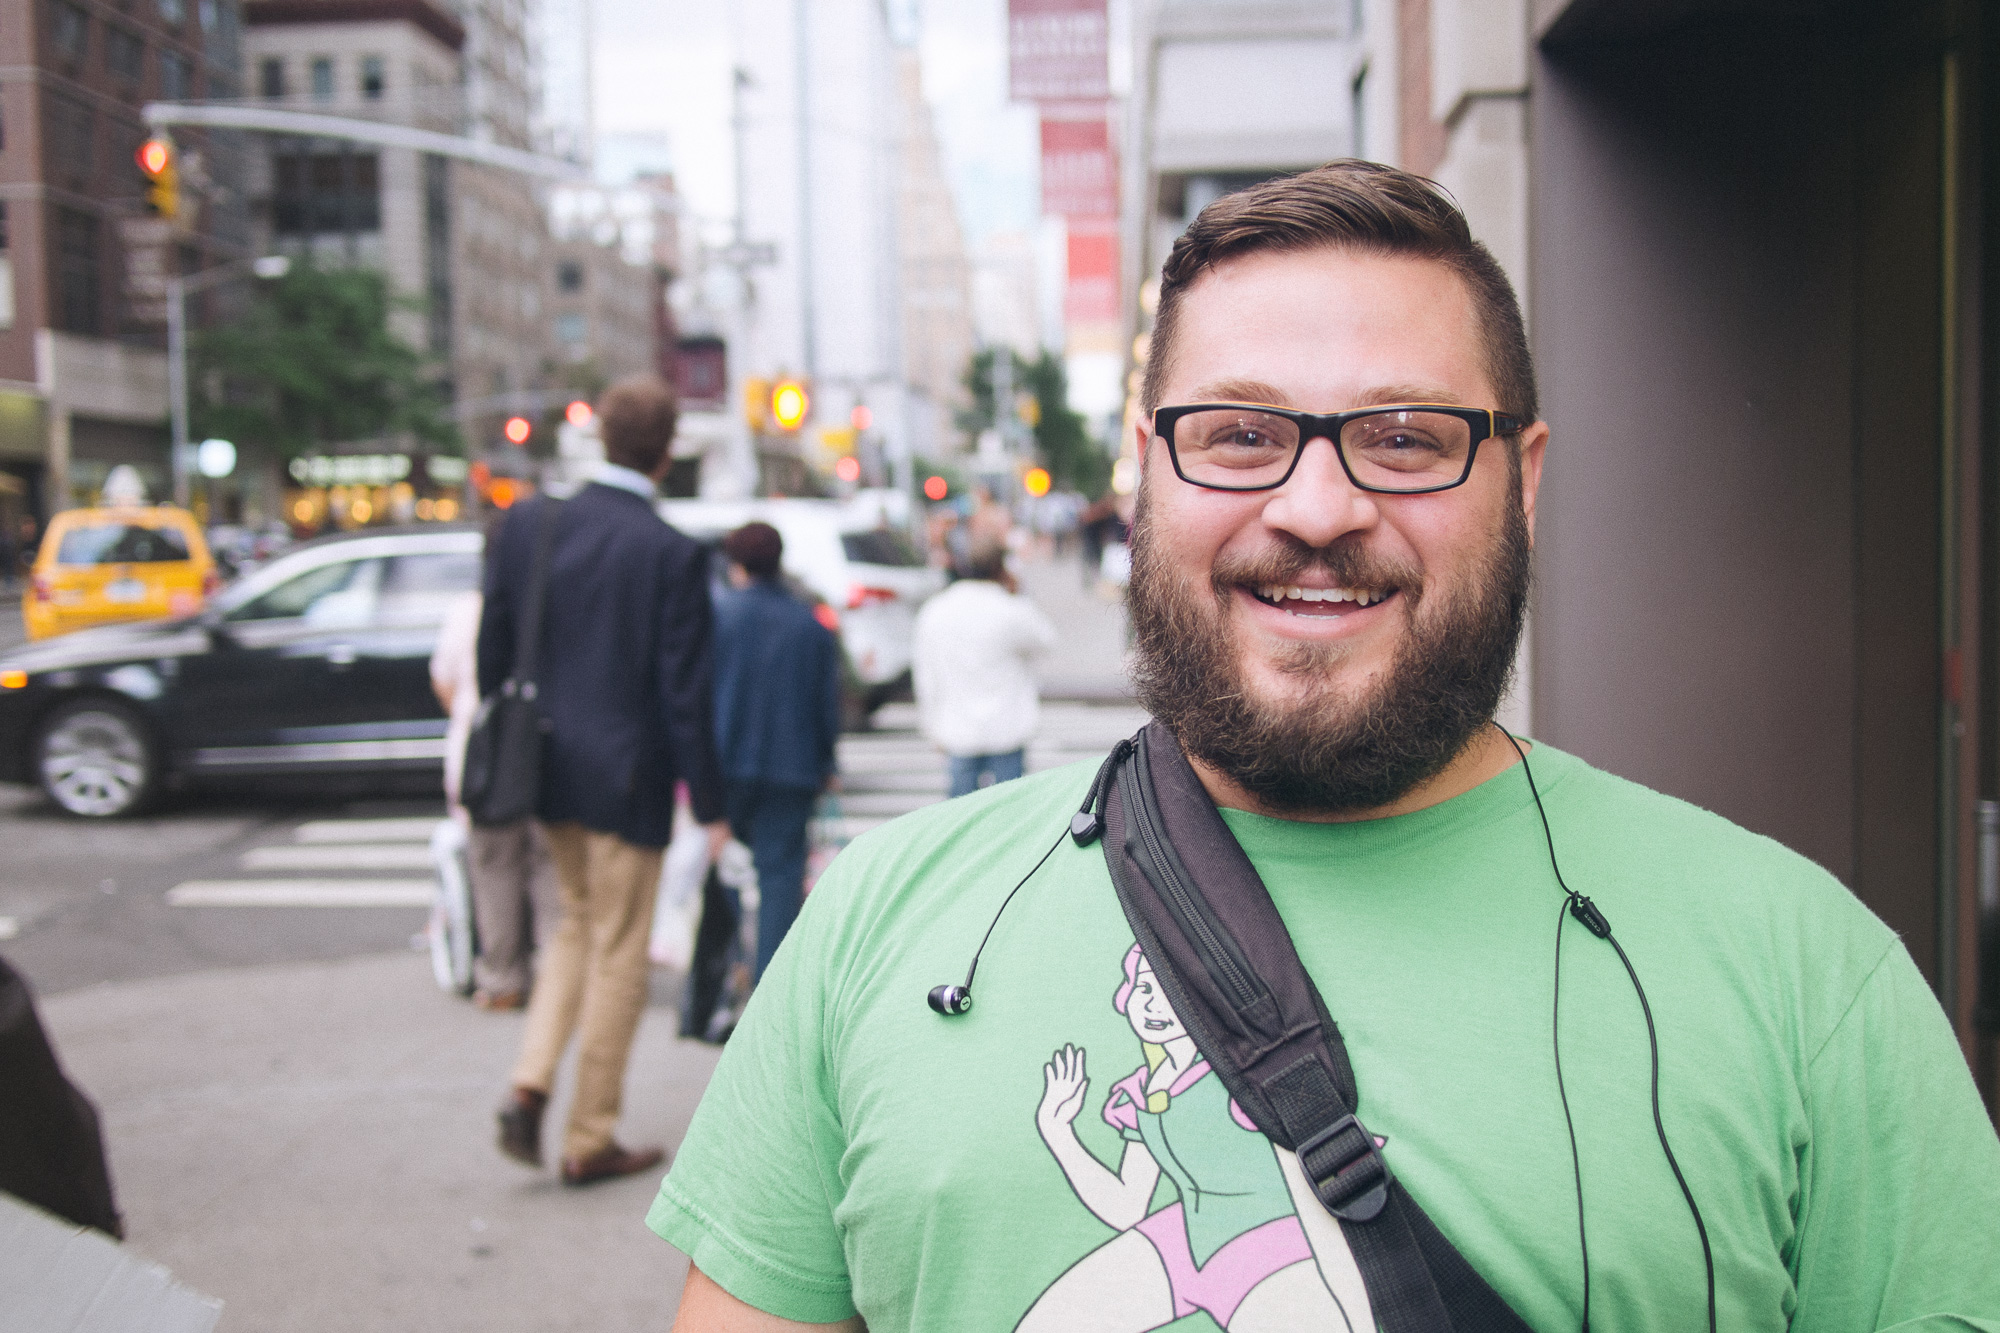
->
[191,262,454,458]
[956,347,1113,498]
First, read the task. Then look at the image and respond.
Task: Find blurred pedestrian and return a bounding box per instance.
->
[912,536,1056,798]
[710,521,841,982]
[430,585,559,1010]
[482,375,728,1187]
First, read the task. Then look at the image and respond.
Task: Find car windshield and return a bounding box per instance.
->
[56,523,190,565]
[841,529,924,567]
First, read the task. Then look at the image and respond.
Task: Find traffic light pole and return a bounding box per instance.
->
[165,255,290,509]
[166,275,191,507]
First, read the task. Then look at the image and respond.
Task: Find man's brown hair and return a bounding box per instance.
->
[1141,160,1537,426]
[597,375,679,475]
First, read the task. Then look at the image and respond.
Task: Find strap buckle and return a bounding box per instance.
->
[1296,1112,1389,1222]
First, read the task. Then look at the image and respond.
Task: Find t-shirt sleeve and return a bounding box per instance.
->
[1789,941,2000,1330]
[647,885,856,1323]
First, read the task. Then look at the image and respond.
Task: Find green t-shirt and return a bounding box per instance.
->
[649,744,2000,1331]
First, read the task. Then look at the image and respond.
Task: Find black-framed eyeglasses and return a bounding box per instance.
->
[1151,402,1525,494]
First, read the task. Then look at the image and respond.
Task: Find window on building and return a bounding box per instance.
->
[47,94,95,185]
[272,150,381,234]
[556,260,583,293]
[104,25,143,81]
[157,0,184,23]
[310,56,333,100]
[0,203,13,330]
[160,50,189,100]
[49,1,89,63]
[54,207,100,335]
[259,56,284,98]
[360,55,385,99]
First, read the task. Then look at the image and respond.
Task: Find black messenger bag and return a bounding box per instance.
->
[462,499,563,827]
[1085,722,1534,1333]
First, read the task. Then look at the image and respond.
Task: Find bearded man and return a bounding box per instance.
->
[651,163,2000,1332]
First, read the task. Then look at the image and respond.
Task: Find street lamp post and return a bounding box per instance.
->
[167,254,290,508]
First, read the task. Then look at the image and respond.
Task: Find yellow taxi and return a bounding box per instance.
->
[24,505,218,641]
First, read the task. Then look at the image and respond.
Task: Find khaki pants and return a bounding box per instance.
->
[466,819,560,997]
[510,822,664,1162]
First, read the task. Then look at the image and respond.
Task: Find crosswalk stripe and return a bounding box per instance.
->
[293,817,440,844]
[167,880,434,907]
[240,844,436,871]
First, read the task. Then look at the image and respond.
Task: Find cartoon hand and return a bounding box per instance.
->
[1037,1044,1089,1132]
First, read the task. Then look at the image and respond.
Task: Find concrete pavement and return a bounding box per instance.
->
[43,951,716,1332]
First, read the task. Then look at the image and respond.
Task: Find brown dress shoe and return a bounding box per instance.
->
[560,1142,666,1187]
[496,1087,547,1167]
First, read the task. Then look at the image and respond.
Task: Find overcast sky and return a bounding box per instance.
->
[585,0,1038,252]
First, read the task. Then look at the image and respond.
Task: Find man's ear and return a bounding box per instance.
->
[1516,421,1550,541]
[1132,413,1152,477]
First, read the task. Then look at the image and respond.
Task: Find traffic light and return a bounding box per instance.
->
[743,376,770,431]
[136,136,177,219]
[771,380,810,431]
[503,416,531,445]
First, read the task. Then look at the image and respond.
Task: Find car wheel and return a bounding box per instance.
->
[37,698,159,818]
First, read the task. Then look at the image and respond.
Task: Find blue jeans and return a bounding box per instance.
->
[947,749,1025,799]
[725,780,818,980]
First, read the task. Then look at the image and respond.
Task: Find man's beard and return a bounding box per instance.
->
[1127,477,1532,816]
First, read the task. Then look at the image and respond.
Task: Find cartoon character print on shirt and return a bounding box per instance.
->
[1018,943,1378,1332]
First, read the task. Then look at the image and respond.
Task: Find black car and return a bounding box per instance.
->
[0,525,483,816]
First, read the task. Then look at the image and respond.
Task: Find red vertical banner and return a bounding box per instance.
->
[1040,114,1117,219]
[1064,218,1120,326]
[1008,0,1109,103]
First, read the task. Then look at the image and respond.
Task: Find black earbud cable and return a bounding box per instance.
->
[1497,723,1716,1333]
[1549,895,1592,1333]
[957,822,1072,996]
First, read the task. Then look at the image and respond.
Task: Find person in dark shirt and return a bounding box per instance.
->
[711,522,841,979]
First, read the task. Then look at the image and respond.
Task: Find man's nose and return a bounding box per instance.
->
[1260,435,1380,546]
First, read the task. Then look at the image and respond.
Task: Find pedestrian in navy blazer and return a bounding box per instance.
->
[482,376,728,1188]
[711,521,842,979]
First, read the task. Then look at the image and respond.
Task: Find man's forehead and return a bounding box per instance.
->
[1161,247,1491,409]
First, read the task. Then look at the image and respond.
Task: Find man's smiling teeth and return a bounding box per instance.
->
[1256,585,1388,607]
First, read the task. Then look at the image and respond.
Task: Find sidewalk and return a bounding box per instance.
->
[40,952,718,1332]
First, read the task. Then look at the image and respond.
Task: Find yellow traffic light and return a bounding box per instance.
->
[1023,466,1052,498]
[771,380,810,431]
[137,136,178,219]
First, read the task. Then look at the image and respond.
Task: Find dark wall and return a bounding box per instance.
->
[1531,13,1949,975]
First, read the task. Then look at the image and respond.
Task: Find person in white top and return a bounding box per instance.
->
[912,537,1059,798]
[430,587,559,1009]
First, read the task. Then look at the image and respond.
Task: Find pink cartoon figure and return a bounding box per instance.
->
[1018,943,1368,1331]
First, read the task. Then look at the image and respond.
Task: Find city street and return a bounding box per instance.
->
[2,555,1139,1331]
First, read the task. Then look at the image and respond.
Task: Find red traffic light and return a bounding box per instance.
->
[834,456,861,483]
[565,400,593,427]
[850,404,873,431]
[503,416,531,445]
[136,138,172,177]
[923,475,949,501]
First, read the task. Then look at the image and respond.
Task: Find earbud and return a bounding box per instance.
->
[928,984,972,1016]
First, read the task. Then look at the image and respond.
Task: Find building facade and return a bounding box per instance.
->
[0,0,248,517]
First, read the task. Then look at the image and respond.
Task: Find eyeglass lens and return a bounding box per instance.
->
[1171,407,1475,491]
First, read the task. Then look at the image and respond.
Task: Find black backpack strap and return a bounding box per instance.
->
[508,498,564,699]
[1094,722,1534,1333]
